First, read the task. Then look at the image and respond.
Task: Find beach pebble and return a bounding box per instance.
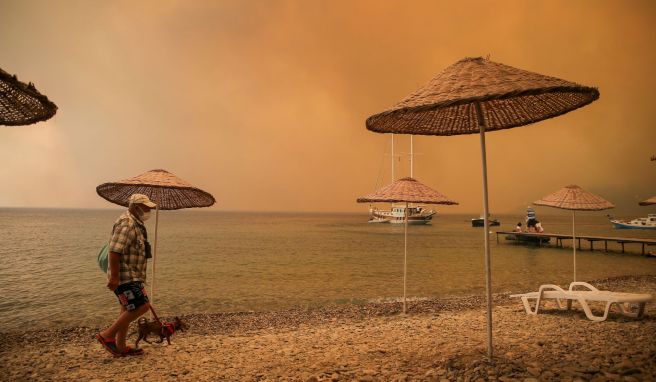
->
[1,275,655,382]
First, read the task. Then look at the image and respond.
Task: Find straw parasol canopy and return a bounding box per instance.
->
[366,57,599,135]
[357,177,458,205]
[534,185,615,211]
[639,196,656,206]
[1,67,57,126]
[534,185,614,283]
[96,169,215,210]
[364,56,600,357]
[96,169,215,306]
[358,177,458,314]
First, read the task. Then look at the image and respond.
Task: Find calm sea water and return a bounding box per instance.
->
[1,208,655,332]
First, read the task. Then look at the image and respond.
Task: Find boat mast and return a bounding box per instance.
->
[391,134,395,182]
[410,135,414,178]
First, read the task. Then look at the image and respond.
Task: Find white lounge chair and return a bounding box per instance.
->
[510,282,653,322]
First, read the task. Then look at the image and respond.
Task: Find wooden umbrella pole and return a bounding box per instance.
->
[476,102,493,358]
[403,202,408,314]
[572,210,577,282]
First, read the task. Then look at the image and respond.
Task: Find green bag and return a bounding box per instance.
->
[98,243,109,273]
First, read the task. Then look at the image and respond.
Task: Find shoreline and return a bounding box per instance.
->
[0,275,656,382]
[2,274,654,343]
[2,275,656,381]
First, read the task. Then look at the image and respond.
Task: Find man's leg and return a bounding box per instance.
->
[99,305,125,341]
[115,303,150,351]
[100,302,150,352]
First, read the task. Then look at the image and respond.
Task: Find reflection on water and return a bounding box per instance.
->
[0,208,654,331]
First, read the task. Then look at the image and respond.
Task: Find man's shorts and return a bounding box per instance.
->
[114,282,149,311]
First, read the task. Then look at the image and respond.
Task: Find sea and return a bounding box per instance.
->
[1,208,655,333]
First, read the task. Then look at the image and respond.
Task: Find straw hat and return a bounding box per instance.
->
[1,67,57,126]
[639,196,656,206]
[534,185,614,211]
[357,177,458,205]
[96,169,215,210]
[366,57,599,136]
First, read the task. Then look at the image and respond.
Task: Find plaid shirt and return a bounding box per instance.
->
[108,210,148,285]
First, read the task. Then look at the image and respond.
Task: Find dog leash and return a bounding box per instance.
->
[148,304,175,336]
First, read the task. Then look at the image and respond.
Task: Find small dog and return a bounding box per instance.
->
[134,316,187,348]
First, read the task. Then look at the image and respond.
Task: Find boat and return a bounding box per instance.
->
[367,216,390,224]
[505,234,551,244]
[367,134,435,225]
[369,205,436,225]
[471,217,500,227]
[610,214,656,230]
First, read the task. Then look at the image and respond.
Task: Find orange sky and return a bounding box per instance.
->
[1,0,654,214]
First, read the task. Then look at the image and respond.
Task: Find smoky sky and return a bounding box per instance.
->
[1,0,655,215]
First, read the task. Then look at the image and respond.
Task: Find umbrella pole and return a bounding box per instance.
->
[476,102,493,358]
[403,202,408,314]
[151,205,159,311]
[572,210,576,282]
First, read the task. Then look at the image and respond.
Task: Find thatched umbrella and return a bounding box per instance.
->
[366,57,599,357]
[534,185,614,282]
[97,169,215,304]
[357,177,458,314]
[639,196,656,206]
[1,67,57,126]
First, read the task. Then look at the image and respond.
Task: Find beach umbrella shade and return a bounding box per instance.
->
[534,185,614,282]
[97,169,216,305]
[639,196,656,206]
[1,67,57,126]
[357,177,458,314]
[366,57,599,357]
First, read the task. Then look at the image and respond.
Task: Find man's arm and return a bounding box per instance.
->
[107,252,121,291]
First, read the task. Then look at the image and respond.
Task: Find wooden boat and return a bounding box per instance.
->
[505,233,551,244]
[471,217,500,227]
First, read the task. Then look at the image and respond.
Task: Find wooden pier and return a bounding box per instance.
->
[495,231,656,255]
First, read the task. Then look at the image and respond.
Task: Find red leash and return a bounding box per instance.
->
[149,304,162,323]
[149,304,175,336]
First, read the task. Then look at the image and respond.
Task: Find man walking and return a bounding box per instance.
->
[96,193,155,356]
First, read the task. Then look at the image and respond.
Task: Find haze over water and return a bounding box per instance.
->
[1,208,654,332]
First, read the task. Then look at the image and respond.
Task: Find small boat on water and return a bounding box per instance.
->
[369,205,436,225]
[471,217,500,227]
[610,214,656,230]
[505,233,551,244]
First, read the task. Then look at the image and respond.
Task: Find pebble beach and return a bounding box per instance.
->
[1,275,655,382]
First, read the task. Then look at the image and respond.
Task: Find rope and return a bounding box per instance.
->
[373,137,390,191]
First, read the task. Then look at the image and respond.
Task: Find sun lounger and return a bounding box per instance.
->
[510,282,653,322]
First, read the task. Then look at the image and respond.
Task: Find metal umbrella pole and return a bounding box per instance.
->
[403,201,409,314]
[476,102,493,358]
[151,204,160,311]
[572,210,577,282]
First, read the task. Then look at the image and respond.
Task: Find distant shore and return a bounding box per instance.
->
[2,274,655,381]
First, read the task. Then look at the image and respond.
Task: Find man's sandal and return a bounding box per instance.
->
[116,346,144,357]
[95,333,120,356]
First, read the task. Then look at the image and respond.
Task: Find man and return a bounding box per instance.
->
[526,206,537,230]
[96,193,155,356]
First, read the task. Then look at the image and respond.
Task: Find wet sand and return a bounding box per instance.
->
[1,275,655,382]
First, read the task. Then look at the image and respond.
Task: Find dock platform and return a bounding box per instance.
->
[495,231,656,255]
